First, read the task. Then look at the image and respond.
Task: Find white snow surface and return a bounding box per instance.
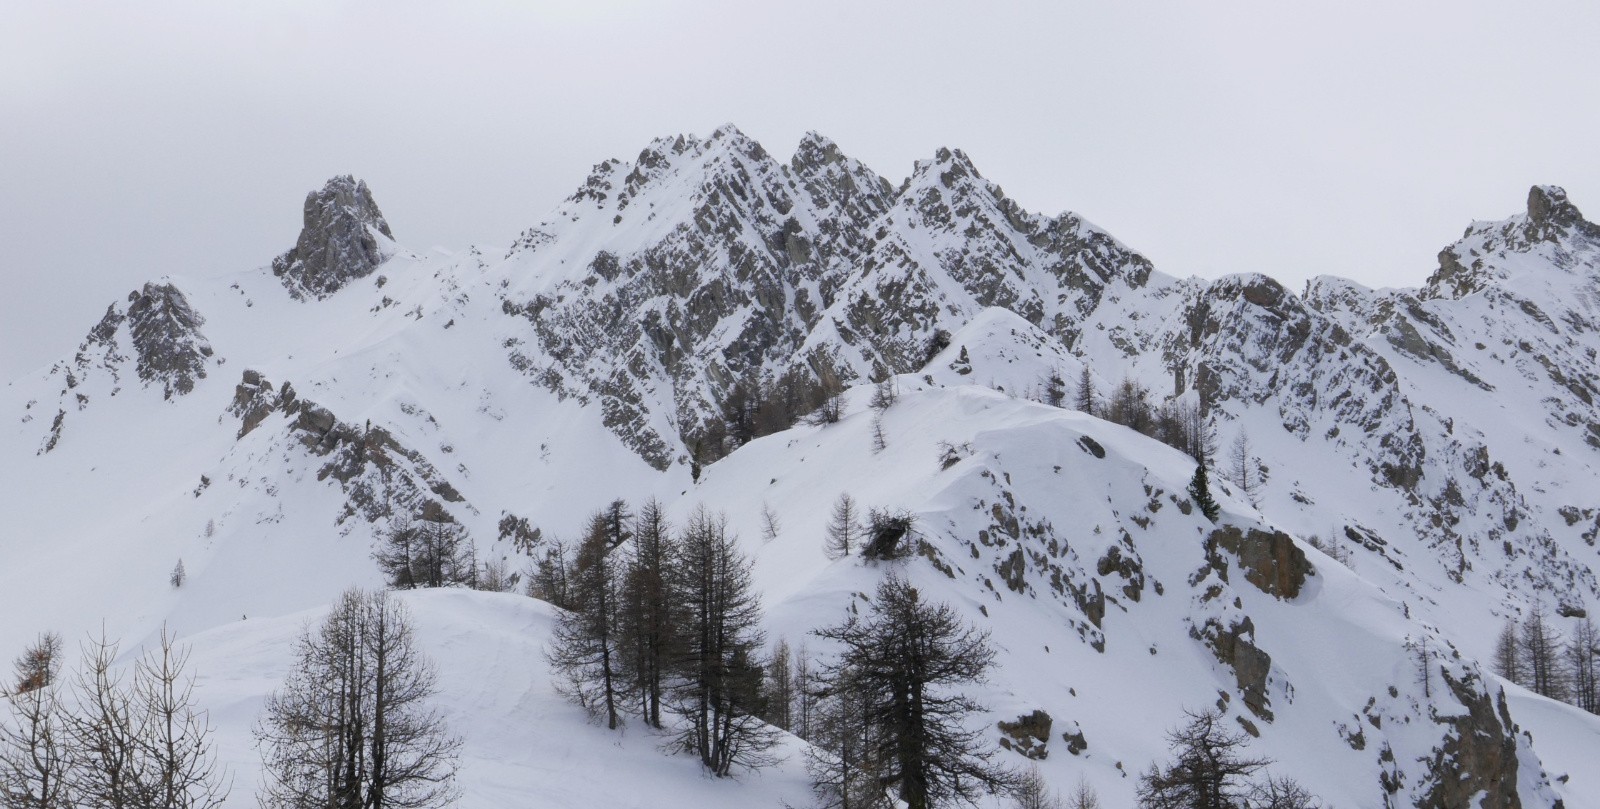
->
[4,128,1600,807]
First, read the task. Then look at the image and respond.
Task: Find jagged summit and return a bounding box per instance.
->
[8,127,1600,808]
[271,175,395,300]
[918,146,983,186]
[1525,184,1597,241]
[1425,184,1599,298]
[126,281,213,399]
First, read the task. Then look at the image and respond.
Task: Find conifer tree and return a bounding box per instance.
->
[870,377,899,412]
[547,511,627,729]
[792,644,818,742]
[666,508,779,776]
[10,632,61,694]
[1109,377,1153,435]
[1228,430,1263,506]
[1043,371,1066,408]
[760,503,782,542]
[826,494,862,560]
[804,684,888,809]
[377,516,475,590]
[1523,607,1568,701]
[256,589,459,809]
[1013,766,1061,809]
[1074,366,1096,415]
[531,537,573,609]
[764,639,795,732]
[0,633,69,809]
[1493,618,1522,685]
[63,631,141,808]
[1065,778,1102,809]
[619,499,675,728]
[1567,617,1600,714]
[813,576,1013,809]
[1136,709,1273,809]
[1188,461,1221,522]
[600,499,632,549]
[128,627,230,809]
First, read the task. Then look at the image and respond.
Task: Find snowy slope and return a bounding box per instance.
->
[188,589,815,809]
[5,127,1600,807]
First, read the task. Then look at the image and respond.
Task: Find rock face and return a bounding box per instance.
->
[498,129,1155,466]
[12,134,1591,807]
[1207,525,1313,600]
[490,129,1600,659]
[823,146,1156,374]
[226,369,461,525]
[126,282,213,399]
[500,126,895,468]
[997,710,1053,760]
[1193,615,1276,721]
[28,280,213,452]
[1413,671,1525,809]
[272,176,395,300]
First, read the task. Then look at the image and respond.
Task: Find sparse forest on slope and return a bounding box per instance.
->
[3,125,1599,807]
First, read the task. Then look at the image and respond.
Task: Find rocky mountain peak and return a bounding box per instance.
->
[788,132,892,200]
[271,175,395,300]
[1423,185,1596,300]
[707,121,756,148]
[126,281,214,399]
[915,146,984,191]
[791,131,843,168]
[1523,183,1600,244]
[1527,184,1580,228]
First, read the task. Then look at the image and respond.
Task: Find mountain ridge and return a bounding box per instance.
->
[5,125,1600,808]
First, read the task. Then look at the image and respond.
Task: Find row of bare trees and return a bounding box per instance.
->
[0,629,228,809]
[1494,608,1600,712]
[542,500,780,776]
[538,499,1021,809]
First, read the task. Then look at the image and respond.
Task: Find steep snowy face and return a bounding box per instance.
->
[23,280,216,454]
[1296,187,1600,621]
[818,147,1157,374]
[1428,185,1600,299]
[495,132,1163,469]
[683,365,1561,809]
[785,131,897,301]
[497,126,895,468]
[1180,274,1424,484]
[1419,185,1600,450]
[484,130,1600,642]
[10,128,1600,808]
[271,175,395,300]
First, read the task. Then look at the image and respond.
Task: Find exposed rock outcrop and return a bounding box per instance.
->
[997,710,1052,760]
[1193,615,1275,721]
[1413,672,1526,809]
[1206,525,1313,600]
[272,175,395,300]
[226,369,463,526]
[126,282,213,399]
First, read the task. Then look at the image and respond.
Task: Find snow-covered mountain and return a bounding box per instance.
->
[4,126,1599,808]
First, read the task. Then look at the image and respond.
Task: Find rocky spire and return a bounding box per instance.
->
[127,282,214,399]
[271,176,395,300]
[1427,185,1599,298]
[1524,184,1596,242]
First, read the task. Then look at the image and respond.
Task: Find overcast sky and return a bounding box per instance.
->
[4,1,1597,381]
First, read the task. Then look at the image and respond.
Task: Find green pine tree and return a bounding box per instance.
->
[1188,461,1220,522]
